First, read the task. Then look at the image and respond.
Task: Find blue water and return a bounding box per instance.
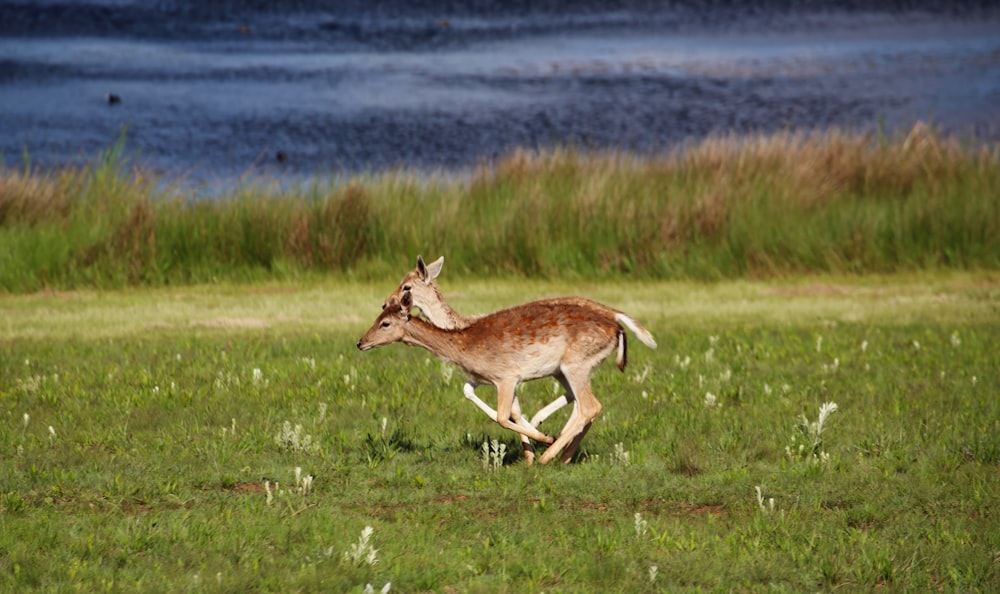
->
[2,1,999,183]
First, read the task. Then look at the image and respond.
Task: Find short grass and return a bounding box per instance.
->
[1,274,998,592]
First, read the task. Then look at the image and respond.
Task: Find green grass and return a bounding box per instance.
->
[2,123,999,292]
[2,274,998,592]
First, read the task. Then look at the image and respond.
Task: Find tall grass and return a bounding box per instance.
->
[2,123,998,292]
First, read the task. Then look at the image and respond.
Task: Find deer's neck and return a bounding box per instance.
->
[402,318,468,367]
[415,286,473,330]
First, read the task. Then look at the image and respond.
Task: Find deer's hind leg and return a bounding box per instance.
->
[511,397,536,465]
[538,366,602,465]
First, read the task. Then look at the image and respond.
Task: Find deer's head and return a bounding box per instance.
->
[382,255,444,314]
[358,293,413,351]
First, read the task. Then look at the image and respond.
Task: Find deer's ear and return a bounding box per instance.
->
[424,256,444,283]
[400,291,413,309]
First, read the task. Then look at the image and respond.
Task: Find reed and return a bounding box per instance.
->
[1,123,997,291]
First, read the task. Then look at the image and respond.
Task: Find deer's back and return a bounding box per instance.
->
[452,302,620,379]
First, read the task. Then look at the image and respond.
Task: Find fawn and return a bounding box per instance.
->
[382,255,657,462]
[359,289,654,465]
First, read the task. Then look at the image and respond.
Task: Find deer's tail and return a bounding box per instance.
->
[615,313,657,350]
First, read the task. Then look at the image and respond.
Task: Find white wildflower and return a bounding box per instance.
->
[345,526,378,567]
[632,363,652,384]
[440,360,454,384]
[612,442,631,467]
[816,402,838,432]
[274,421,319,454]
[704,392,718,408]
[755,485,775,513]
[634,512,648,538]
[481,439,506,472]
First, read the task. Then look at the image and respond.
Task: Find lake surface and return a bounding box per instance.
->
[2,1,998,182]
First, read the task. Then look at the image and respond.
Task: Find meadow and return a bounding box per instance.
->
[1,124,998,591]
[1,274,998,592]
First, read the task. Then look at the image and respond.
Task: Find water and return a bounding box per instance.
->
[2,1,999,183]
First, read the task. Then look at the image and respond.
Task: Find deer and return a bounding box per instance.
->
[382,255,658,463]
[358,288,655,465]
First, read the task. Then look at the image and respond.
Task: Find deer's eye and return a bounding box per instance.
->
[402,285,411,292]
[380,321,390,328]
[381,303,386,310]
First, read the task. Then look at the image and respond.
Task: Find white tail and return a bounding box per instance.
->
[359,291,652,465]
[615,313,657,349]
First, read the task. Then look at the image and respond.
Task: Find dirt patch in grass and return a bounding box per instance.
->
[232,482,265,494]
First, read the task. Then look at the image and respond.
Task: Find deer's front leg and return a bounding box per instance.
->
[464,383,536,463]
[495,381,555,444]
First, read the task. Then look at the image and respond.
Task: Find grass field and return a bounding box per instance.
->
[2,273,998,592]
